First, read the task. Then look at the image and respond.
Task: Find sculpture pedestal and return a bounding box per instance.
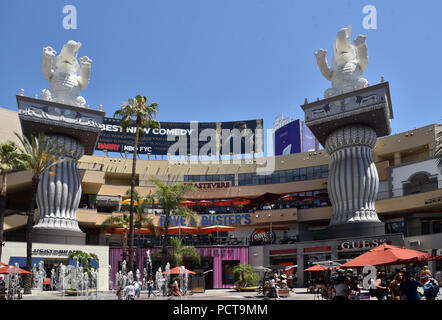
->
[16,96,105,245]
[327,221,385,239]
[32,228,86,245]
[301,82,393,239]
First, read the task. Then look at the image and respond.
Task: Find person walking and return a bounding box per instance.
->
[0,276,6,300]
[400,271,423,300]
[134,280,142,299]
[147,278,156,298]
[124,282,136,300]
[332,270,349,301]
[389,272,403,300]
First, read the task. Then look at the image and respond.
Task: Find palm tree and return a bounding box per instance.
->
[152,237,201,268]
[103,213,130,261]
[436,130,442,174]
[149,178,197,269]
[232,264,259,288]
[114,95,160,272]
[68,250,99,275]
[14,132,68,294]
[169,237,201,267]
[124,189,158,271]
[103,212,156,270]
[0,142,28,260]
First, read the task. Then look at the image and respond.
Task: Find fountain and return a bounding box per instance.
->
[8,263,20,299]
[164,263,170,296]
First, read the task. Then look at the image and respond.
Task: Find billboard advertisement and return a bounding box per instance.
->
[274,120,301,156]
[301,121,316,152]
[96,118,263,155]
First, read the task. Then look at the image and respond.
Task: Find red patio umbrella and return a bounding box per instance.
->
[168,226,199,236]
[181,200,195,207]
[232,198,251,206]
[197,200,212,206]
[198,225,236,233]
[213,200,232,206]
[281,195,293,201]
[162,267,196,275]
[301,196,315,201]
[304,264,329,272]
[0,265,32,274]
[339,243,438,268]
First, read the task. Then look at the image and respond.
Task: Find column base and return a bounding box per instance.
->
[327,221,385,239]
[32,228,86,245]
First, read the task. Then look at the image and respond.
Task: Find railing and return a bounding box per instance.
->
[109,235,250,248]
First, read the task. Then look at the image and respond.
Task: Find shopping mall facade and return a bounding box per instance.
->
[1,103,441,290]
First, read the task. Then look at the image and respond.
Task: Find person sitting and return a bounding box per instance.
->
[315,275,327,295]
[349,274,361,300]
[422,273,439,301]
[389,272,403,300]
[375,272,388,300]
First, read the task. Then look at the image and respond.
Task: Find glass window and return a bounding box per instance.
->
[422,221,430,235]
[432,220,441,234]
[299,168,307,180]
[306,167,314,179]
[222,260,240,285]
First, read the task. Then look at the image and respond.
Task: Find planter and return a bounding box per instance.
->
[234,286,258,292]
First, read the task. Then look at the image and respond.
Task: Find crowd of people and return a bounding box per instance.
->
[309,266,440,301]
[116,277,183,300]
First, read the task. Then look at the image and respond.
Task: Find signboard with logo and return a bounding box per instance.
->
[250,229,276,245]
[160,213,252,227]
[97,118,263,155]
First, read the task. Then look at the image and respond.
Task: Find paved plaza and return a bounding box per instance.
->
[17,288,375,300]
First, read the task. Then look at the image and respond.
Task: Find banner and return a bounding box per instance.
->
[97,118,263,155]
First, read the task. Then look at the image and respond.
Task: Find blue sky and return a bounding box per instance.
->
[1,0,441,155]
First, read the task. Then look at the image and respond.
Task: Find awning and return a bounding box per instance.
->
[8,257,43,268]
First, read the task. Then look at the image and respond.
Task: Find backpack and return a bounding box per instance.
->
[423,280,439,299]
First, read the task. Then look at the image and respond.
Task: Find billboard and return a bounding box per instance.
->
[274,120,301,156]
[96,118,263,155]
[274,120,316,155]
[301,121,316,152]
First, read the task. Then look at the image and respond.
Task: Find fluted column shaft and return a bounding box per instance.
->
[34,134,84,231]
[325,125,381,225]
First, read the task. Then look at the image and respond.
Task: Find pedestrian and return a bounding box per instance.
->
[420,266,430,284]
[134,279,142,298]
[349,273,361,300]
[116,287,123,300]
[400,271,423,300]
[0,276,6,301]
[389,272,403,300]
[332,270,349,301]
[267,276,280,299]
[375,272,388,300]
[147,278,155,298]
[124,282,136,300]
[171,277,181,296]
[422,273,439,301]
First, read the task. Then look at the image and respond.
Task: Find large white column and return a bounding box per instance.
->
[325,124,381,226]
[34,134,84,232]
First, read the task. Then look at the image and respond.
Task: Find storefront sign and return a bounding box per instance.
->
[32,249,76,256]
[338,238,387,251]
[250,230,275,245]
[185,181,231,189]
[160,213,251,227]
